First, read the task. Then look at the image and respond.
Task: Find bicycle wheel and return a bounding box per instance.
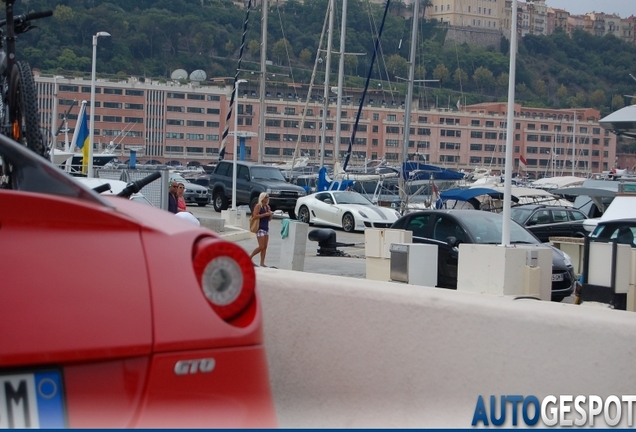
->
[8,60,45,157]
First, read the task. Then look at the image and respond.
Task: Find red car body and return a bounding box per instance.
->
[0,138,276,428]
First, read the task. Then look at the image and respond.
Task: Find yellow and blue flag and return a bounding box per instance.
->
[75,109,90,172]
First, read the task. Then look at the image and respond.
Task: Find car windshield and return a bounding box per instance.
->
[251,167,287,181]
[456,212,539,244]
[510,207,533,224]
[333,192,372,205]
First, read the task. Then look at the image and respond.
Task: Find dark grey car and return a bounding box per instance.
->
[510,205,588,243]
[391,209,576,301]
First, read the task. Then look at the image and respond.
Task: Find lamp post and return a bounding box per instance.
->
[232,79,247,211]
[88,31,110,178]
[49,75,64,163]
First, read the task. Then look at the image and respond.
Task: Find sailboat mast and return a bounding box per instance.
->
[334,0,348,166]
[399,0,420,205]
[571,111,576,176]
[258,0,268,164]
[319,0,335,168]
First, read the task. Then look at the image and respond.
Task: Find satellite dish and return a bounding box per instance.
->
[190,69,207,81]
[171,69,188,80]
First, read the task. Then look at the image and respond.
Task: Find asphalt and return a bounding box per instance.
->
[188,205,368,278]
[187,204,583,304]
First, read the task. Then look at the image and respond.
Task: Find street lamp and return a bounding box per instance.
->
[232,79,247,210]
[88,31,110,178]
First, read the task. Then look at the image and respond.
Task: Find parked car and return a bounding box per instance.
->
[510,204,588,242]
[391,209,576,301]
[0,136,276,427]
[295,190,400,232]
[208,160,306,217]
[589,218,636,247]
[169,174,211,207]
[582,179,636,233]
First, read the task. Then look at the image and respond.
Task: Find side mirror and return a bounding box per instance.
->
[324,198,333,205]
[446,236,458,247]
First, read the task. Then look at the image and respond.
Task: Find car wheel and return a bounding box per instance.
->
[213,192,228,212]
[342,213,355,232]
[298,205,310,224]
[288,209,297,220]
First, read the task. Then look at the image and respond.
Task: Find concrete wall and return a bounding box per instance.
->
[445,25,502,51]
[256,268,636,428]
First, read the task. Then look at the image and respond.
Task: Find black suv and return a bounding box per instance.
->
[208,161,306,218]
[510,204,588,243]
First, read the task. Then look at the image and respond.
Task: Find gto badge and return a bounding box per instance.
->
[174,358,216,375]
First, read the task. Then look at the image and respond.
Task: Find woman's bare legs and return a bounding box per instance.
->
[250,234,269,266]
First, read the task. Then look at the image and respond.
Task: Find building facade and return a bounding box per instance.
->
[35,74,617,178]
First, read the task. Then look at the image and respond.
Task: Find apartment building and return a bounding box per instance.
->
[34,74,616,177]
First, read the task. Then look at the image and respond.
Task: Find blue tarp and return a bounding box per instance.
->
[401,162,465,181]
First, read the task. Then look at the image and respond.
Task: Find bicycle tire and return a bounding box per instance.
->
[9,60,45,157]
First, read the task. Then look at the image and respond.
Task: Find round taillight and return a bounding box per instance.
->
[193,237,256,321]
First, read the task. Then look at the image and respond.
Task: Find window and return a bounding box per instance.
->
[265,133,280,141]
[266,119,281,127]
[470,143,482,151]
[187,94,205,100]
[417,141,429,149]
[206,134,220,141]
[207,108,220,114]
[104,88,123,95]
[387,114,397,121]
[372,125,379,133]
[386,126,400,134]
[266,106,278,114]
[167,106,184,112]
[103,102,122,109]
[386,139,399,147]
[284,107,296,115]
[187,120,204,127]
[124,117,143,123]
[485,132,497,140]
[265,147,280,155]
[471,120,480,126]
[187,107,205,114]
[125,103,143,110]
[102,116,122,122]
[59,85,79,92]
[126,89,144,96]
[418,116,428,123]
[417,128,431,136]
[186,133,204,140]
[166,132,184,139]
[373,113,379,121]
[167,119,184,126]
[207,95,221,101]
[471,131,483,138]
[283,120,299,128]
[207,121,220,128]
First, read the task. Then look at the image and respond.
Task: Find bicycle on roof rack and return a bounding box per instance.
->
[0,0,52,160]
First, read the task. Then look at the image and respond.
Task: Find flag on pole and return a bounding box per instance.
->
[75,108,90,173]
[519,154,528,169]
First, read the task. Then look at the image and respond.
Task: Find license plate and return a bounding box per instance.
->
[0,370,66,428]
[552,273,564,282]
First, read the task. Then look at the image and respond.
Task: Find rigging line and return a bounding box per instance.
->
[342,0,391,172]
[453,39,463,108]
[218,0,253,162]
[275,3,296,87]
[289,4,331,178]
[364,0,392,104]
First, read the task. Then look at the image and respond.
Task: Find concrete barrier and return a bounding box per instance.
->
[256,268,636,428]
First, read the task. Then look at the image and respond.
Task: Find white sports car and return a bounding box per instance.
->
[294,190,401,232]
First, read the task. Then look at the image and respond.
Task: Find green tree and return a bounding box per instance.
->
[556,84,568,102]
[433,63,450,85]
[386,54,408,79]
[272,38,293,65]
[225,40,235,56]
[248,40,260,57]
[588,89,606,108]
[453,68,468,87]
[344,54,359,75]
[299,48,312,64]
[534,80,547,97]
[473,66,495,93]
[612,94,625,110]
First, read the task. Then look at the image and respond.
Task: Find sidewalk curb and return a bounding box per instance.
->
[219,228,254,242]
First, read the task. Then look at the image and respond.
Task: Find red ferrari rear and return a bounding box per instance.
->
[0,139,276,428]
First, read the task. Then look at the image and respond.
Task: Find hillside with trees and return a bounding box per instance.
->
[13,0,636,150]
